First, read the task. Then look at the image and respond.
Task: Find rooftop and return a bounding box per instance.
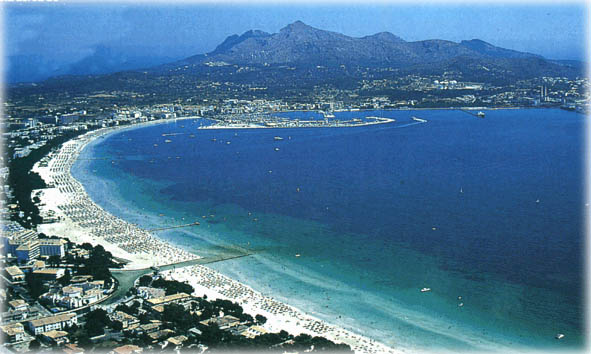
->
[146,292,191,306]
[29,312,75,327]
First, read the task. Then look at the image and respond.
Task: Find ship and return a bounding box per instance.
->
[477,111,485,118]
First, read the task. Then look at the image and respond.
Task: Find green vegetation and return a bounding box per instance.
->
[150,277,194,295]
[25,272,47,300]
[7,127,96,228]
[77,244,120,285]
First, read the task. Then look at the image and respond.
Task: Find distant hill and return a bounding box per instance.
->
[7,21,583,101]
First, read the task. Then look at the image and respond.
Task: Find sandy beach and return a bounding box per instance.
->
[32,118,403,354]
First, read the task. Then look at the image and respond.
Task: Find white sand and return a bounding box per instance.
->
[162,265,405,354]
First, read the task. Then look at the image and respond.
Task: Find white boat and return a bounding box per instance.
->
[477,111,485,118]
[274,147,280,151]
[274,136,284,141]
[555,333,565,340]
[420,287,431,292]
[412,116,428,123]
[165,139,172,143]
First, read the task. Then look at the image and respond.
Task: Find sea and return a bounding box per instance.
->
[71,109,586,352]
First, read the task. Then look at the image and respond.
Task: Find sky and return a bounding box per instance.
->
[3,1,589,81]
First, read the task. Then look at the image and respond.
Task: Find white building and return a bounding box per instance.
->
[28,313,77,335]
[39,239,67,257]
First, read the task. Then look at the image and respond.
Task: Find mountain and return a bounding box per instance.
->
[176,21,546,69]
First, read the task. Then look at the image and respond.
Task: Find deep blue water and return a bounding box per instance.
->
[72,109,585,351]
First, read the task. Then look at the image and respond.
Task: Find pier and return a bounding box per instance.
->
[147,221,200,232]
[459,109,485,118]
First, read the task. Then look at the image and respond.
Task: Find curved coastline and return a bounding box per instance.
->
[33,117,402,354]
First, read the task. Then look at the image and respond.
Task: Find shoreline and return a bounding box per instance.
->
[33,117,403,354]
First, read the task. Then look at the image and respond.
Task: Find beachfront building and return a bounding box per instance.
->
[16,240,40,262]
[240,325,268,339]
[145,292,193,309]
[2,226,38,256]
[27,313,77,335]
[136,286,166,299]
[39,239,67,257]
[0,323,26,343]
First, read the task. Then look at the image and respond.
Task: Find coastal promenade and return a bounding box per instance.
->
[32,117,402,354]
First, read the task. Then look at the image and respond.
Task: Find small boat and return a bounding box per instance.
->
[536,199,540,203]
[274,136,284,141]
[189,134,195,138]
[458,302,464,307]
[165,139,172,143]
[153,144,158,147]
[477,111,485,118]
[295,254,301,257]
[211,138,216,142]
[274,147,280,151]
[412,116,428,123]
[555,333,565,340]
[420,287,431,292]
[226,141,231,145]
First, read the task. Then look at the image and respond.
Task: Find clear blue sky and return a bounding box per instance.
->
[5,2,588,65]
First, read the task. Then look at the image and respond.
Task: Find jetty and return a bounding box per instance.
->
[459,109,485,118]
[147,221,200,232]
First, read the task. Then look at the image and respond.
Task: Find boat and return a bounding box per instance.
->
[555,333,565,340]
[412,116,428,123]
[420,287,431,292]
[153,144,158,147]
[165,139,172,143]
[295,254,301,257]
[274,136,284,141]
[274,147,280,151]
[477,111,485,118]
[458,302,464,307]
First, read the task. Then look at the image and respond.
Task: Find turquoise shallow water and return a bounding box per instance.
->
[71,109,585,351]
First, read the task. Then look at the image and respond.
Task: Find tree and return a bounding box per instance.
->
[28,339,40,351]
[58,269,71,286]
[25,273,47,300]
[84,308,112,337]
[255,314,267,325]
[138,275,152,287]
[48,255,61,267]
